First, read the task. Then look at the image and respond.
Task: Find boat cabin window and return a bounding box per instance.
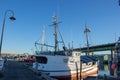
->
[73,52,80,56]
[36,56,47,64]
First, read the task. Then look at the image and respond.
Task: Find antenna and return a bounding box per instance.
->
[56,0,60,19]
[72,41,73,50]
[115,33,117,42]
[35,41,38,52]
[68,43,70,50]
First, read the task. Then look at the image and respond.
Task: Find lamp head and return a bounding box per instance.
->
[9,16,16,21]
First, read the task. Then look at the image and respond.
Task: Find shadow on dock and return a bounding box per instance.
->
[0,73,4,78]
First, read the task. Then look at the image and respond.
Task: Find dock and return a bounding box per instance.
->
[24,62,57,80]
[0,61,57,80]
[29,67,57,80]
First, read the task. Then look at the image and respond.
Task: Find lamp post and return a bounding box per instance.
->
[0,10,16,56]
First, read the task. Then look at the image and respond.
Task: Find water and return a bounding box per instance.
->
[99,63,110,75]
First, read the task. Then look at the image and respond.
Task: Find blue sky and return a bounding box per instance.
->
[0,0,120,54]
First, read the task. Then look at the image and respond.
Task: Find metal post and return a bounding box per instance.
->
[0,17,6,56]
[80,60,82,80]
[111,50,114,61]
[109,49,115,75]
[0,10,16,56]
[75,62,78,80]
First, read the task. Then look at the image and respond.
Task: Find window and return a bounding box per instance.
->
[36,56,47,64]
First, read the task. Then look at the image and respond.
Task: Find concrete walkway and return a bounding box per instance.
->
[0,61,40,80]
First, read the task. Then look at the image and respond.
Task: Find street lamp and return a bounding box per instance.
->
[0,10,16,56]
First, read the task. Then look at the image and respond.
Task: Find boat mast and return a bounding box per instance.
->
[84,23,90,55]
[52,16,58,53]
[51,16,66,54]
[41,26,45,52]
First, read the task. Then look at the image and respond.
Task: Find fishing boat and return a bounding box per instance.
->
[32,16,98,80]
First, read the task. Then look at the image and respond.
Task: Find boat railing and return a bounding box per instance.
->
[35,50,75,56]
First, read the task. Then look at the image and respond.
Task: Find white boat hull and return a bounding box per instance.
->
[33,55,98,80]
[40,66,98,80]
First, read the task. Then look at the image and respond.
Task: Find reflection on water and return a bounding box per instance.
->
[104,64,109,71]
[100,64,109,71]
[99,63,110,75]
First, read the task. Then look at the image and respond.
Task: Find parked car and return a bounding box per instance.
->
[24,58,35,62]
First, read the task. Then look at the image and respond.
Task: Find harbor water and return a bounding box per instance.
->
[99,64,110,75]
